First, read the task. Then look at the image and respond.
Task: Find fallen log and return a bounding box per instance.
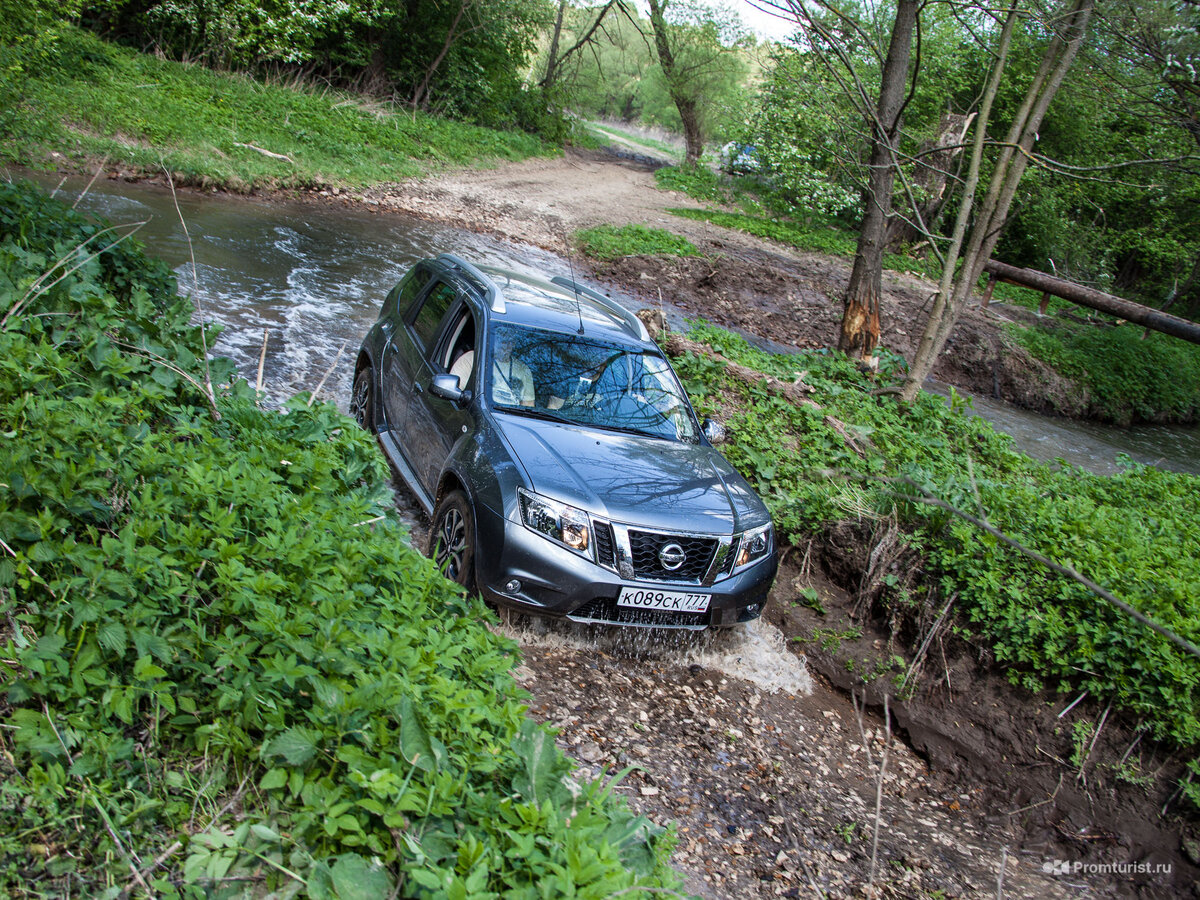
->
[982,259,1200,346]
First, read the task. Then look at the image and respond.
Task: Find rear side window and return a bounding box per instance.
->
[386,265,430,318]
[410,281,457,350]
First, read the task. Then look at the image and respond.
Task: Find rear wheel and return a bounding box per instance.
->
[350,367,374,431]
[429,490,476,591]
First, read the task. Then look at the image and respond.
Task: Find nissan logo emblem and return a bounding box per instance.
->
[658,542,686,571]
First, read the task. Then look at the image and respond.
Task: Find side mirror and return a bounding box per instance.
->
[430,373,470,405]
[702,418,726,445]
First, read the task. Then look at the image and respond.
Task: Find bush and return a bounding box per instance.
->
[0,181,679,897]
[672,322,1200,754]
[1010,321,1200,425]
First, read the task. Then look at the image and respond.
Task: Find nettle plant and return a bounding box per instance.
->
[0,181,679,898]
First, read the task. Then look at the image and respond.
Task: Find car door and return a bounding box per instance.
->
[381,274,455,442]
[406,301,477,498]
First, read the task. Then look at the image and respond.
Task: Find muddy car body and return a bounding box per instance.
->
[351,254,777,629]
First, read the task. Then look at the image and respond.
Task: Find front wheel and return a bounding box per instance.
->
[350,366,374,431]
[429,490,476,592]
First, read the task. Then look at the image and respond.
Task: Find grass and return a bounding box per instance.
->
[1008,321,1200,424]
[574,223,700,261]
[654,165,937,277]
[1,27,550,192]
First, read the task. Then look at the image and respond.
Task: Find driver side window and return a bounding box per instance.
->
[441,309,476,388]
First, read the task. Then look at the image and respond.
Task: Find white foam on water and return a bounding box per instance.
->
[683,618,812,696]
[496,613,812,696]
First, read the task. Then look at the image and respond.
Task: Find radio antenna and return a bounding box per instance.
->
[563,228,585,335]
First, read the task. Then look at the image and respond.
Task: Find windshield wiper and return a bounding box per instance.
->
[496,406,577,427]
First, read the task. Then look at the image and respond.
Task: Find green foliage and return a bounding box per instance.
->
[732,4,1200,316]
[78,0,554,130]
[672,321,1200,760]
[669,207,856,257]
[575,223,701,261]
[0,27,549,192]
[654,164,729,202]
[732,47,860,219]
[0,181,679,897]
[1009,321,1200,424]
[560,1,751,140]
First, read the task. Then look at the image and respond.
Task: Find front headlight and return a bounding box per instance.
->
[734,523,772,570]
[518,488,591,556]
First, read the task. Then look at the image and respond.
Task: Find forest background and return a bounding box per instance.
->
[3,0,1194,325]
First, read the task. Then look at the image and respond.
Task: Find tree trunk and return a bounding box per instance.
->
[647,0,703,165]
[985,259,1200,344]
[902,0,1095,402]
[838,0,920,358]
[884,111,976,250]
[411,0,473,111]
[542,0,568,91]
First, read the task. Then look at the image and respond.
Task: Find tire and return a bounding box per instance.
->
[350,366,374,431]
[429,490,476,591]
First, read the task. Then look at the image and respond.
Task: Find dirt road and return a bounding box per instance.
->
[364,147,1189,898]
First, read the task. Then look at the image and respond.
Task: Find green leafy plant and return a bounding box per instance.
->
[1070,720,1097,770]
[795,586,826,615]
[0,181,680,897]
[574,223,701,261]
[1008,320,1200,425]
[668,320,1200,800]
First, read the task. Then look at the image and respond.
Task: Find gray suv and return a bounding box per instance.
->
[351,255,777,629]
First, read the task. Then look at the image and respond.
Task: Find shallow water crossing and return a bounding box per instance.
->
[496,613,814,696]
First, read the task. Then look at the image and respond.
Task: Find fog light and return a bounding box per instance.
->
[504,579,521,594]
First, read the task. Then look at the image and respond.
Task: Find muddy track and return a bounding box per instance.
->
[358,147,1192,897]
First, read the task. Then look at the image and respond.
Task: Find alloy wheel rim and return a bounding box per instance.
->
[436,508,466,580]
[350,376,369,426]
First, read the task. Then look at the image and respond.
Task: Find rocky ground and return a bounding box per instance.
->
[372,145,1195,899]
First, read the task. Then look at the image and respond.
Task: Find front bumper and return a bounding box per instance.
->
[474,499,777,629]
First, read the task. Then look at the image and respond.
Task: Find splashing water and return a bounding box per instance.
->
[497,612,812,696]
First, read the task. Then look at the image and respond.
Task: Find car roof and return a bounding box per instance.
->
[434,254,650,345]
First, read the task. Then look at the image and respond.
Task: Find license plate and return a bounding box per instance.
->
[617,587,710,613]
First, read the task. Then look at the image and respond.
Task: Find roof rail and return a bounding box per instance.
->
[437,254,505,313]
[551,276,649,341]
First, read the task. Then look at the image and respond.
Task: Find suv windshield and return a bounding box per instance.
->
[487,324,699,443]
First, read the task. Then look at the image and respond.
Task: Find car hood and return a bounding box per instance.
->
[495,414,767,534]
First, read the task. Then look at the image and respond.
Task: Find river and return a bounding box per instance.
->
[35,172,1200,477]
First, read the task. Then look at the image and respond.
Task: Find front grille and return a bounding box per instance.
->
[628,531,717,582]
[720,536,739,575]
[566,597,711,630]
[593,521,616,568]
